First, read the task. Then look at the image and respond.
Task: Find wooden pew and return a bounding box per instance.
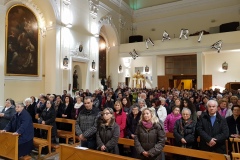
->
[33,123,52,158]
[118,137,226,160]
[232,152,240,160]
[55,118,76,144]
[0,132,18,160]
[59,144,138,160]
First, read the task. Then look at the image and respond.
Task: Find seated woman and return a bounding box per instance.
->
[173,108,196,160]
[39,100,57,144]
[96,108,120,154]
[24,98,35,122]
[0,103,34,158]
[134,108,165,160]
[0,99,16,130]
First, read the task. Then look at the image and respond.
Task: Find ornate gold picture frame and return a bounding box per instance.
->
[5,5,39,76]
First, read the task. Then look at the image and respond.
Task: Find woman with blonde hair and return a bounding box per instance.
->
[134,108,165,160]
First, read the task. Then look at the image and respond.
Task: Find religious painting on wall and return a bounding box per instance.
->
[5,5,39,76]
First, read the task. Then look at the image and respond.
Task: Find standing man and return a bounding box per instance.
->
[197,100,229,154]
[75,97,99,149]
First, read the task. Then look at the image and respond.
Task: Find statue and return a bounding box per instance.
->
[73,70,78,89]
[133,70,145,88]
[107,76,111,88]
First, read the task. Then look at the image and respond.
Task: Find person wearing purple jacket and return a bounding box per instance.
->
[164,106,181,133]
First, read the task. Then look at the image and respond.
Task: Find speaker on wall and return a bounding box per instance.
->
[129,35,143,43]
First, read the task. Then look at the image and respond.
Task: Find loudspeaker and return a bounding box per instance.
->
[220,22,239,33]
[129,35,143,43]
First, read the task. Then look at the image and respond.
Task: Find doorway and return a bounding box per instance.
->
[172,75,196,90]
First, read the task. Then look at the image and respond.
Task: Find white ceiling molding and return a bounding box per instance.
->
[133,0,235,18]
[109,0,133,16]
[49,0,61,23]
[134,4,240,27]
[99,1,112,13]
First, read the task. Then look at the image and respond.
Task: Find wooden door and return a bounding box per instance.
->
[158,76,169,89]
[203,75,212,90]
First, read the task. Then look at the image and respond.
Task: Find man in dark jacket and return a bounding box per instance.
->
[75,96,100,149]
[197,100,229,154]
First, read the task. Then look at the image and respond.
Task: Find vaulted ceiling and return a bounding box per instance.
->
[122,0,182,10]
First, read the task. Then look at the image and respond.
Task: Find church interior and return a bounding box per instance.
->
[0,0,240,159]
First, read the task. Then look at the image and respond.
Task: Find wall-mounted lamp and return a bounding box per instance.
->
[92,60,96,70]
[222,62,228,71]
[145,65,149,73]
[119,64,122,73]
[63,56,69,69]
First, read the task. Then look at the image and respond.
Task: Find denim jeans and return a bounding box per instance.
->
[81,139,97,150]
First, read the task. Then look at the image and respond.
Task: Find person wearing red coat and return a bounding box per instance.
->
[114,100,127,155]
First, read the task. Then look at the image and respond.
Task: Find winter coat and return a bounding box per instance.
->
[156,105,167,123]
[96,118,120,154]
[134,122,165,160]
[4,109,34,144]
[75,106,100,139]
[164,112,181,133]
[0,106,16,130]
[173,118,196,148]
[126,111,141,138]
[114,109,127,138]
[197,111,229,154]
[226,115,240,136]
[40,107,57,137]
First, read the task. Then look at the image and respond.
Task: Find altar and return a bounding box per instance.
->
[132,70,145,88]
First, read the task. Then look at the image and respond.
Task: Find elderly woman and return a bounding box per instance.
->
[0,103,34,158]
[134,108,165,160]
[0,99,16,130]
[173,108,196,160]
[72,95,84,119]
[96,108,120,154]
[24,97,35,122]
[126,104,141,158]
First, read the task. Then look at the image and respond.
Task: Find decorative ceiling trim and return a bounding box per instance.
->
[99,1,112,13]
[49,0,61,23]
[134,4,240,27]
[109,0,132,16]
[133,0,234,18]
[89,0,99,19]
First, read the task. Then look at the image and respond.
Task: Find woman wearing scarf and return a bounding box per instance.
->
[72,96,84,119]
[173,108,196,160]
[134,108,165,160]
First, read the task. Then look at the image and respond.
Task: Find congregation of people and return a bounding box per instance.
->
[0,86,240,160]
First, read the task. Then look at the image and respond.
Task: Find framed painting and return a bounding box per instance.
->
[5,5,39,76]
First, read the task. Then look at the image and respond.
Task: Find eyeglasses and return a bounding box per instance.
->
[102,112,111,116]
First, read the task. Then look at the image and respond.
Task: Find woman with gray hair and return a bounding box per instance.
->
[96,107,120,154]
[134,108,165,160]
[24,97,35,122]
[173,108,196,160]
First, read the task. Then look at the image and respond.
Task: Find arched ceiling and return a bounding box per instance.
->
[123,0,181,10]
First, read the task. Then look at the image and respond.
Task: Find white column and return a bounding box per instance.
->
[152,56,158,89]
[197,52,205,89]
[0,5,6,106]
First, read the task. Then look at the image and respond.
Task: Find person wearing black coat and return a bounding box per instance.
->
[174,108,196,160]
[126,104,141,158]
[39,100,57,143]
[24,98,36,122]
[197,100,229,154]
[104,95,114,110]
[96,108,120,154]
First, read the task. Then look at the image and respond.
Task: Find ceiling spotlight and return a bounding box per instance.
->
[145,37,154,49]
[129,49,138,60]
[179,29,189,40]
